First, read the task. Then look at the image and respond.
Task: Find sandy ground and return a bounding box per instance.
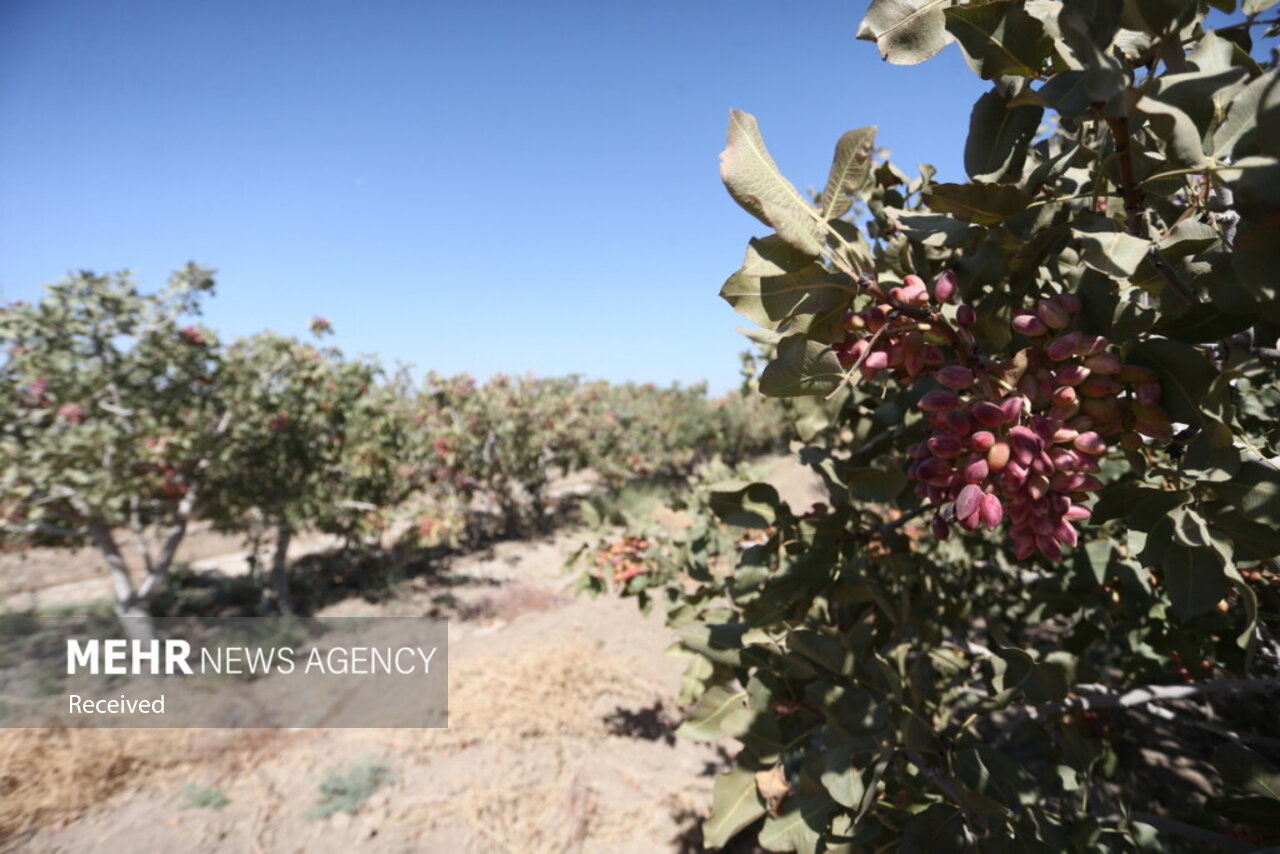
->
[0,522,264,609]
[1,459,825,854]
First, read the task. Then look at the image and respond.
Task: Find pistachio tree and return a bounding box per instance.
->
[0,266,226,626]
[201,327,380,612]
[580,2,1280,850]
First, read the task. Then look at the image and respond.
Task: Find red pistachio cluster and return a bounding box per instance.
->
[836,273,1173,562]
[177,325,206,346]
[832,273,955,380]
[593,535,652,583]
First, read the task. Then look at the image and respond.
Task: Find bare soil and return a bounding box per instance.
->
[0,458,825,854]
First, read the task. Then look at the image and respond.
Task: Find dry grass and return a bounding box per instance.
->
[457,584,570,623]
[435,640,654,744]
[0,727,281,841]
[374,641,670,853]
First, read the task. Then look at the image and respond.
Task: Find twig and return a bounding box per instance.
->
[877,504,931,535]
[1254,346,1280,363]
[1210,16,1280,34]
[1029,678,1280,720]
[902,750,968,807]
[989,678,1280,746]
[1179,716,1280,751]
[825,322,887,400]
[1100,113,1200,305]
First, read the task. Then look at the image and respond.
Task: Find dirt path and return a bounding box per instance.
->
[13,532,724,853]
[4,458,825,853]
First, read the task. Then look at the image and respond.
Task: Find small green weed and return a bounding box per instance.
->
[181,782,229,811]
[307,758,392,819]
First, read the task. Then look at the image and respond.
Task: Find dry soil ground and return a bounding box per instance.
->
[0,460,824,854]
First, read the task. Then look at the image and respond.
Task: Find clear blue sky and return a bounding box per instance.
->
[1,0,990,393]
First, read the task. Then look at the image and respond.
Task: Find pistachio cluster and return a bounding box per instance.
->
[837,274,1173,561]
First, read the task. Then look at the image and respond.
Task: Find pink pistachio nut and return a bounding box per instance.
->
[918,389,963,412]
[1037,298,1072,331]
[1012,310,1048,337]
[933,271,958,303]
[936,364,976,390]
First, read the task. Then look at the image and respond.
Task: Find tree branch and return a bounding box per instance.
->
[1100,112,1200,305]
[903,750,969,807]
[1130,811,1254,853]
[878,504,931,535]
[4,521,87,538]
[1029,678,1280,720]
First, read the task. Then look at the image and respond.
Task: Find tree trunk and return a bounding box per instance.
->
[269,523,295,614]
[88,521,155,640]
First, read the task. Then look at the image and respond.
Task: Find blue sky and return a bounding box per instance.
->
[1,1,992,393]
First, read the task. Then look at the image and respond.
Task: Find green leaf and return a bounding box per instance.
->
[1153,303,1254,343]
[1072,216,1153,279]
[1223,562,1260,658]
[1181,423,1241,481]
[1169,505,1213,548]
[1025,142,1083,193]
[965,88,1044,183]
[1083,538,1113,584]
[709,481,781,528]
[1190,30,1265,78]
[1206,795,1280,830]
[739,233,820,278]
[923,182,1032,225]
[1204,503,1280,560]
[994,647,1071,702]
[1123,0,1196,35]
[677,685,750,741]
[1127,489,1190,531]
[1137,96,1206,169]
[1039,71,1092,118]
[944,2,1051,78]
[1230,158,1280,307]
[759,335,844,398]
[856,0,954,65]
[1154,67,1250,142]
[1213,744,1280,799]
[1058,0,1125,105]
[721,257,853,330]
[1159,543,1227,621]
[703,766,767,848]
[720,110,824,256]
[1214,71,1278,160]
[1125,338,1220,425]
[900,803,968,852]
[757,795,831,854]
[1256,74,1280,159]
[845,464,907,501]
[1207,461,1280,527]
[1244,0,1280,16]
[889,210,979,247]
[790,632,855,679]
[678,623,749,667]
[820,746,866,809]
[820,127,877,220]
[1157,219,1220,259]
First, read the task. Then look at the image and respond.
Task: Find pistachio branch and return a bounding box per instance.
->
[1100,112,1200,305]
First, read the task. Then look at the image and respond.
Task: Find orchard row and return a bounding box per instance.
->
[0,267,788,616]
